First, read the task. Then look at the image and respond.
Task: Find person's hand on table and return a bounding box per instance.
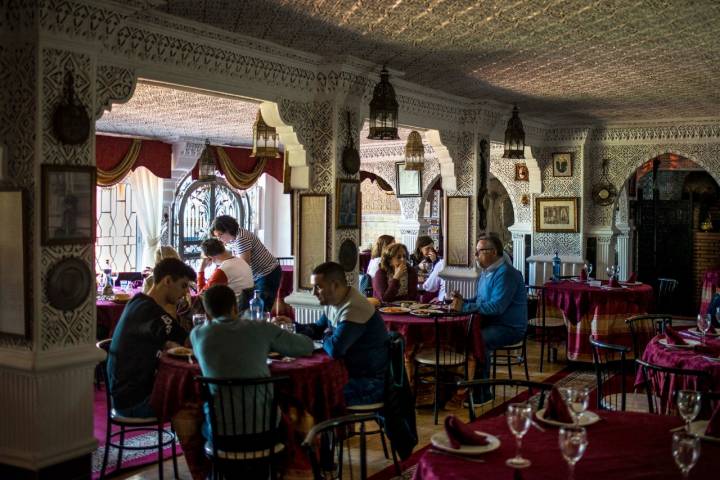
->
[450,291,463,311]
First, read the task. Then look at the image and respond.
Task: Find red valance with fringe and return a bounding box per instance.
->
[96,135,172,185]
[191,146,284,187]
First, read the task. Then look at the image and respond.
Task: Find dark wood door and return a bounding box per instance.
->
[633,200,693,315]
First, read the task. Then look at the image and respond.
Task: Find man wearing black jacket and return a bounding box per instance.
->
[107,258,196,417]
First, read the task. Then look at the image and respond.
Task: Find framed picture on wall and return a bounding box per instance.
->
[336,179,360,229]
[395,161,422,197]
[298,194,328,290]
[41,165,96,245]
[552,152,573,177]
[535,197,579,233]
[515,163,529,182]
[0,188,30,340]
[444,196,471,267]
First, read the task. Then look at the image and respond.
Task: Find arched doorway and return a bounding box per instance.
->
[359,171,401,249]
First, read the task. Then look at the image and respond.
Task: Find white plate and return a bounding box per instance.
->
[688,420,720,443]
[535,409,601,427]
[686,327,720,337]
[430,431,500,455]
[620,281,643,286]
[379,306,411,314]
[313,340,324,350]
[658,338,700,348]
[410,309,444,317]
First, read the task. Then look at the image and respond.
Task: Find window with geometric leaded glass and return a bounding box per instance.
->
[95,180,139,273]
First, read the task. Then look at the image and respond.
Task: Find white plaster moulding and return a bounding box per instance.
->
[0,344,105,372]
[285,291,321,307]
[438,266,480,282]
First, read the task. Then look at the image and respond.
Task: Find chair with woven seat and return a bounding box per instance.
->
[95,339,179,480]
[527,285,566,372]
[196,375,290,480]
[458,379,553,421]
[589,336,648,412]
[414,314,475,425]
[636,359,710,415]
[625,314,672,360]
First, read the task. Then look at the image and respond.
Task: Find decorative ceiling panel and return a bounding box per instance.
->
[96,81,261,145]
[139,0,720,123]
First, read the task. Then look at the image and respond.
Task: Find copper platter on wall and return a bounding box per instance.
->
[339,239,358,272]
[46,257,92,311]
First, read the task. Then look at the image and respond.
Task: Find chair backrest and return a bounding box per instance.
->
[657,278,679,296]
[95,339,112,410]
[636,359,710,415]
[114,271,144,286]
[457,379,553,421]
[276,257,294,267]
[625,314,672,359]
[431,313,475,367]
[526,285,548,325]
[589,336,632,411]
[302,413,379,480]
[196,375,289,460]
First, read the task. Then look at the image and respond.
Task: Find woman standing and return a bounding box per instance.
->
[372,243,418,302]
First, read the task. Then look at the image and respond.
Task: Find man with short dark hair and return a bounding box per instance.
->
[107,258,197,417]
[198,238,254,309]
[210,215,281,311]
[279,261,389,405]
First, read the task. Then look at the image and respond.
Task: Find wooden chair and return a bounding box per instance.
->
[625,314,672,360]
[589,336,648,412]
[636,359,710,415]
[95,340,179,480]
[527,285,566,372]
[458,379,553,421]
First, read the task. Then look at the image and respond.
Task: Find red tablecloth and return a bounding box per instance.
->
[544,280,654,362]
[96,289,143,336]
[279,265,293,299]
[413,411,720,480]
[150,352,348,479]
[700,268,720,314]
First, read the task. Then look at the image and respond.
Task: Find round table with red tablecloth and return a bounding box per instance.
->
[543,280,654,362]
[149,351,348,480]
[700,268,720,315]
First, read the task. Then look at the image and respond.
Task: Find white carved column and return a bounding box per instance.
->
[399,219,421,251]
[508,224,531,281]
[616,228,631,281]
[595,234,614,280]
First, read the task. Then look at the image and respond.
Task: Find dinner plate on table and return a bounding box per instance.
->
[658,338,700,349]
[685,327,720,337]
[430,431,500,455]
[167,347,194,358]
[379,306,411,315]
[688,420,720,443]
[410,309,444,317]
[535,409,601,427]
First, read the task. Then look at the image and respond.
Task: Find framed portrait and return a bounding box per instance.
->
[535,197,580,233]
[42,165,96,245]
[515,163,529,182]
[298,194,328,290]
[0,188,30,340]
[395,162,422,197]
[336,179,360,229]
[444,196,471,267]
[552,152,573,177]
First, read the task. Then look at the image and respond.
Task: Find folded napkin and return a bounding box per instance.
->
[706,402,720,437]
[545,388,574,424]
[444,415,489,449]
[609,277,621,288]
[628,272,637,282]
[664,326,688,346]
[579,269,588,281]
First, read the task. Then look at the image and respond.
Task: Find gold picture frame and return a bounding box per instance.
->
[444,196,471,267]
[298,194,328,290]
[535,197,579,233]
[552,152,573,177]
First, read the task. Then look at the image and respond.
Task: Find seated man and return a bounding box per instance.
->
[289,262,389,406]
[451,234,527,401]
[198,238,254,309]
[191,284,313,437]
[107,258,196,417]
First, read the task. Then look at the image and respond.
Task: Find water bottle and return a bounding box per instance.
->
[249,290,265,321]
[102,260,114,296]
[552,251,561,282]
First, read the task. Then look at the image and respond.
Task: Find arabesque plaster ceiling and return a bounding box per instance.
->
[130,0,720,124]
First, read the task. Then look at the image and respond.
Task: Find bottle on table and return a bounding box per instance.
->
[552,251,561,282]
[102,260,114,296]
[249,290,265,321]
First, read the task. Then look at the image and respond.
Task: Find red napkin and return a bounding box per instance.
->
[579,269,588,281]
[706,402,720,437]
[628,272,637,282]
[609,277,621,288]
[664,326,688,346]
[544,388,574,424]
[444,415,489,449]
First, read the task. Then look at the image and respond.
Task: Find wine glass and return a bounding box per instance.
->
[605,265,616,280]
[281,322,296,334]
[697,314,711,344]
[505,403,532,468]
[672,431,700,479]
[676,390,702,433]
[557,387,590,425]
[584,263,593,279]
[192,314,206,328]
[559,426,588,480]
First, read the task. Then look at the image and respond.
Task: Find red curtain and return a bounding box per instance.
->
[96,135,172,179]
[191,146,284,185]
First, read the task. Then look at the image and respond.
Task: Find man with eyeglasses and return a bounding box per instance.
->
[451,234,527,402]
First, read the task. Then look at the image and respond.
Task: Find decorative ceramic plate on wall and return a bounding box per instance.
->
[46,257,92,311]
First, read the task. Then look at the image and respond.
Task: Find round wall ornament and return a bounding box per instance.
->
[46,257,92,311]
[338,239,358,272]
[592,159,618,206]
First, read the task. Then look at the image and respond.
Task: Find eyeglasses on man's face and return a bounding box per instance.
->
[475,248,495,256]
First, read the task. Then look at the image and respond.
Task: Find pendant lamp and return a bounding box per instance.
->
[251,109,280,159]
[503,105,525,159]
[404,130,424,171]
[367,67,399,140]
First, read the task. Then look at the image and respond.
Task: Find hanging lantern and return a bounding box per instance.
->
[367,67,399,140]
[503,104,525,159]
[404,130,425,171]
[251,109,279,159]
[198,139,217,181]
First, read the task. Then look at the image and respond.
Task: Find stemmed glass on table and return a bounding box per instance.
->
[605,265,616,280]
[676,390,702,433]
[558,386,590,425]
[559,426,588,480]
[506,403,532,468]
[583,263,593,280]
[673,431,700,479]
[192,314,206,328]
[697,314,711,345]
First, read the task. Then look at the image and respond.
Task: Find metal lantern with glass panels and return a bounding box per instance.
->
[367,67,399,140]
[503,105,525,159]
[404,130,425,171]
[198,139,217,181]
[251,109,280,159]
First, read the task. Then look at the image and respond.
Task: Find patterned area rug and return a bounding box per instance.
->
[369,366,597,480]
[92,386,182,479]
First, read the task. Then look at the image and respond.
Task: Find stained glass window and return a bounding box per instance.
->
[95,180,139,273]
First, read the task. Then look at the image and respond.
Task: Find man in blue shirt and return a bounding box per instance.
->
[452,234,527,401]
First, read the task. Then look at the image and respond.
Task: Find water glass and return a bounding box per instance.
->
[676,390,702,432]
[583,263,593,279]
[505,403,532,468]
[559,426,588,480]
[281,322,296,334]
[120,280,130,292]
[697,314,711,344]
[672,431,700,479]
[558,387,590,425]
[192,314,207,328]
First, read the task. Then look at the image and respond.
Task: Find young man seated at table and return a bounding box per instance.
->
[450,234,527,402]
[107,258,196,418]
[191,284,313,437]
[278,262,389,406]
[198,238,255,310]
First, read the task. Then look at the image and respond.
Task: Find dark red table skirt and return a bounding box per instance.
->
[413,411,720,479]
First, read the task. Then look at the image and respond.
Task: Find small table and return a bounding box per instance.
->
[700,268,720,314]
[543,280,654,362]
[413,411,720,479]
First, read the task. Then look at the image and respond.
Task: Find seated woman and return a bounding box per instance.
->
[367,234,395,278]
[413,236,446,302]
[372,243,418,303]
